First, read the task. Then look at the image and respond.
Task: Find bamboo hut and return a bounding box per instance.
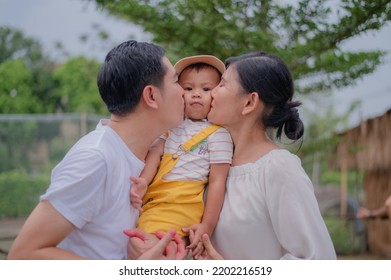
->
[336,108,391,258]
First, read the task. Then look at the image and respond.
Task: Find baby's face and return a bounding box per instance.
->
[179,67,221,121]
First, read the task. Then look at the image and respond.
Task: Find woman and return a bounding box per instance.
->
[195,51,336,259]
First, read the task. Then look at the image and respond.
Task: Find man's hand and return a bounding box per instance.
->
[155,230,188,260]
[124,228,187,260]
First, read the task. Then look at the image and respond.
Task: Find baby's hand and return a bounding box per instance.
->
[129,176,148,213]
[182,223,210,259]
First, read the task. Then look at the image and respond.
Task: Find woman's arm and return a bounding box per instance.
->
[266,154,336,259]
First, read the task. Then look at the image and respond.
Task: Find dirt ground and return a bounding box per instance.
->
[0,218,26,259]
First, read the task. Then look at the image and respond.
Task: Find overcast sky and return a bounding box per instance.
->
[1,0,390,128]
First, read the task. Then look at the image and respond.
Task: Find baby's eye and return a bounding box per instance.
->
[203,87,211,92]
[184,87,192,91]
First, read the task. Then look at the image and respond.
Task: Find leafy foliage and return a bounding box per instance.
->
[0,26,46,66]
[296,99,360,185]
[94,0,391,94]
[0,26,106,114]
[53,56,105,114]
[0,59,44,113]
[0,170,49,218]
[0,26,57,113]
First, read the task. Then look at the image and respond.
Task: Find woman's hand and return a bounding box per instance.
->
[197,233,223,260]
[183,223,210,259]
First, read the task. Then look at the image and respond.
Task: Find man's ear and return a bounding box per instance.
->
[242,92,260,115]
[141,85,159,109]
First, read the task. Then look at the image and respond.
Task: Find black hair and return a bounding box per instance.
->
[179,63,222,79]
[226,51,304,141]
[97,40,166,115]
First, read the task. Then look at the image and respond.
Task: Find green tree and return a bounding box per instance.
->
[0,59,42,172]
[298,99,360,186]
[0,26,45,65]
[94,0,390,94]
[53,56,105,114]
[0,26,57,112]
[0,59,44,113]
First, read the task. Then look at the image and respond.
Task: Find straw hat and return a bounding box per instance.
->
[174,55,225,76]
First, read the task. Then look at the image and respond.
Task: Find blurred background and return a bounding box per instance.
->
[0,0,390,259]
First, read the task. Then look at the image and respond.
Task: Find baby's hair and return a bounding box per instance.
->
[180,63,222,79]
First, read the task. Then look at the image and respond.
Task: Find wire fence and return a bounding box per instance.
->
[0,113,104,174]
[0,113,106,259]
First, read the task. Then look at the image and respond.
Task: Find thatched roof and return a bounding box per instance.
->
[336,108,391,171]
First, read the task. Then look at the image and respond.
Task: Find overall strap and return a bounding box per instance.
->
[173,124,220,159]
[149,124,220,187]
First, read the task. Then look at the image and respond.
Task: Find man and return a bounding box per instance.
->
[8,40,186,260]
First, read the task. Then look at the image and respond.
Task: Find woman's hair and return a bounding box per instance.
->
[226,52,304,141]
[97,40,166,116]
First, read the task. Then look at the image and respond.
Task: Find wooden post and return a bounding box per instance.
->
[340,155,348,217]
[80,112,87,136]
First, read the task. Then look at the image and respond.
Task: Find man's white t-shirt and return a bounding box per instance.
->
[41,120,144,259]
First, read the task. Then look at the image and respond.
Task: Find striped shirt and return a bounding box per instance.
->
[162,119,233,181]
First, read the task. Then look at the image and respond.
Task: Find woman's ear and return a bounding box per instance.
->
[242,92,260,115]
[141,85,159,109]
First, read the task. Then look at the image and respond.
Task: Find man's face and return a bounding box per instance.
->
[158,57,185,130]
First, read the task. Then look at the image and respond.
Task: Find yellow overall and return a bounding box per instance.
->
[137,125,220,237]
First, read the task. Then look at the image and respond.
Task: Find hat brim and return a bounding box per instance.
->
[174,55,225,76]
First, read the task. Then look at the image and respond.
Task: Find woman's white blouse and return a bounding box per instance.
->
[211,149,336,259]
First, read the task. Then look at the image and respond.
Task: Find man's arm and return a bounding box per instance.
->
[7,200,85,260]
[9,200,187,260]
